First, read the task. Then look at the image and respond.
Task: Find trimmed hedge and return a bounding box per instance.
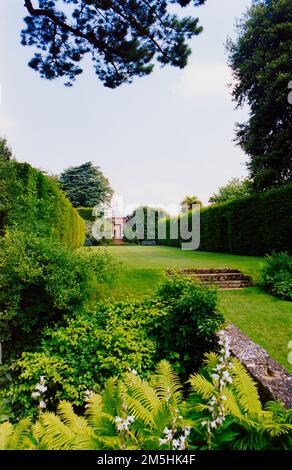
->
[0,159,85,249]
[158,184,292,256]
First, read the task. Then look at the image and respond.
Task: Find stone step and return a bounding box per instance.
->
[180,268,241,274]
[166,268,253,289]
[185,272,250,281]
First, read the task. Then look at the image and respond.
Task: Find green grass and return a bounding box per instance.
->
[220,288,292,373]
[91,245,291,372]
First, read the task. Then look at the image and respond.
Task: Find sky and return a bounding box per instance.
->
[0,0,252,214]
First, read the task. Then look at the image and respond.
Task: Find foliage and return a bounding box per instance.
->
[188,352,292,450]
[60,162,113,208]
[124,206,168,242]
[155,276,223,378]
[0,137,13,161]
[209,178,252,204]
[261,252,292,300]
[77,207,97,222]
[0,155,85,248]
[21,0,206,88]
[3,275,222,418]
[1,356,291,450]
[181,195,203,211]
[0,230,120,360]
[4,300,162,419]
[227,0,292,190]
[158,184,292,255]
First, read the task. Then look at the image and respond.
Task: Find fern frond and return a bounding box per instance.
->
[57,401,91,434]
[124,373,160,425]
[203,352,220,370]
[263,422,292,438]
[102,378,121,416]
[151,360,183,404]
[189,373,214,399]
[0,422,14,450]
[85,393,103,431]
[224,388,244,419]
[39,412,76,450]
[6,417,32,450]
[231,358,262,413]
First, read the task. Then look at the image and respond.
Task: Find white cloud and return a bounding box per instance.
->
[169,62,233,102]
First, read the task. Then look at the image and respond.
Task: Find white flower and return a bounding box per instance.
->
[85,389,93,401]
[117,423,124,431]
[35,384,47,394]
[209,406,214,411]
[31,391,40,398]
[201,421,207,427]
[39,375,46,382]
[210,421,217,429]
[183,426,191,437]
[172,439,179,449]
[127,415,135,424]
[159,438,168,446]
[39,401,46,409]
[115,416,123,423]
[212,373,219,381]
[163,427,171,435]
[221,395,227,401]
[131,369,138,375]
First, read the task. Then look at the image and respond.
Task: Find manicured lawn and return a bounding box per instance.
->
[90,245,291,372]
[220,288,292,373]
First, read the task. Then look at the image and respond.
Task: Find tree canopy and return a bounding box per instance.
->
[59,161,113,207]
[181,195,202,211]
[209,178,251,204]
[0,137,13,161]
[22,0,206,88]
[227,0,292,191]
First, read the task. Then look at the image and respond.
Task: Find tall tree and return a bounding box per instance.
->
[180,195,202,212]
[59,161,113,207]
[22,1,206,88]
[0,137,13,161]
[209,178,251,204]
[227,0,292,191]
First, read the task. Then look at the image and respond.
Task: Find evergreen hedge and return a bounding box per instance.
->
[158,184,292,256]
[0,159,85,249]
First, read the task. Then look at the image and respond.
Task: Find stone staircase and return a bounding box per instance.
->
[167,268,253,290]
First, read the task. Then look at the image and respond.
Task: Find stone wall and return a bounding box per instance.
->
[218,324,292,408]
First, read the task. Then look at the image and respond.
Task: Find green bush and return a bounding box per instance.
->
[3,276,222,419]
[4,302,162,419]
[261,252,292,300]
[155,276,224,378]
[158,184,292,255]
[0,229,120,359]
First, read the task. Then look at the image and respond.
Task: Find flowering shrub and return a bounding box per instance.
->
[2,276,222,420]
[261,252,292,300]
[0,354,291,450]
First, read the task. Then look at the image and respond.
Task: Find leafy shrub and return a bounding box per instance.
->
[155,276,224,377]
[0,229,120,359]
[261,252,292,300]
[3,276,222,419]
[1,352,291,450]
[3,301,163,419]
